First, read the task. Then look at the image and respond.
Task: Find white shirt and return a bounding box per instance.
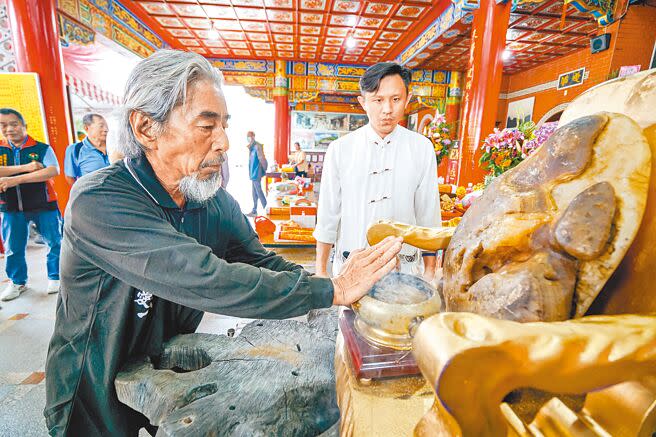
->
[314,123,441,276]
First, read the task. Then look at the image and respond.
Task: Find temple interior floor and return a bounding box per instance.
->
[0,236,317,436]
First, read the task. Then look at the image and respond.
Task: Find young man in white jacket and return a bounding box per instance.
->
[314,62,441,279]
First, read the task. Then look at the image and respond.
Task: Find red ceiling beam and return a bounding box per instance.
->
[385,0,453,63]
[117,0,186,51]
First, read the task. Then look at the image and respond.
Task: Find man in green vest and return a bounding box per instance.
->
[0,108,62,301]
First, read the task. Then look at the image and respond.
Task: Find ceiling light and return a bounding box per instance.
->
[346,37,357,49]
[347,16,358,26]
[207,28,220,41]
[502,49,512,61]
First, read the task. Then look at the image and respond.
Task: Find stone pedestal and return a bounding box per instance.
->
[115,309,339,437]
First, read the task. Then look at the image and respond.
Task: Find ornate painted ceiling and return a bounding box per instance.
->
[405,0,599,73]
[123,0,608,75]
[128,0,443,65]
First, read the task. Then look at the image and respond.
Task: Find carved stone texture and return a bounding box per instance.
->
[115,309,340,437]
[444,113,651,321]
[558,69,656,316]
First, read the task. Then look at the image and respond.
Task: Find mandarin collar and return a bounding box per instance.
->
[364,123,400,146]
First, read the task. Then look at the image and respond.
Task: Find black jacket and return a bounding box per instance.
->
[44,155,334,436]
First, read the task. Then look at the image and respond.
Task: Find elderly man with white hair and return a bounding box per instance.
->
[43,50,401,436]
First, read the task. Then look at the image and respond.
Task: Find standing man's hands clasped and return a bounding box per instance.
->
[0,177,17,192]
[0,161,44,192]
[23,160,44,173]
[331,236,403,306]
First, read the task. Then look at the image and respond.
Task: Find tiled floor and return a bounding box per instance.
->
[0,236,317,436]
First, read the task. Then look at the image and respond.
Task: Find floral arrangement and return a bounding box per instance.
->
[423,112,453,166]
[525,122,557,152]
[479,120,538,177]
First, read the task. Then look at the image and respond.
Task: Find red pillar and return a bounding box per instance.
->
[7,0,72,210]
[273,60,290,166]
[456,0,511,186]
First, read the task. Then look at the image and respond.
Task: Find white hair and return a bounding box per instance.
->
[117,49,224,159]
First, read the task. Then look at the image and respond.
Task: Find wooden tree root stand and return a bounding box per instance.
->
[115,308,340,437]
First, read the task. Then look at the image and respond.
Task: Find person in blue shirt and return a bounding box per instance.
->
[0,108,62,300]
[247,130,267,216]
[64,113,110,185]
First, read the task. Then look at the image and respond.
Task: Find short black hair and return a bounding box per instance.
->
[0,108,26,125]
[359,62,412,95]
[82,113,103,127]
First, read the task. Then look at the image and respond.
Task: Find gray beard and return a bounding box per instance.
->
[178,170,223,203]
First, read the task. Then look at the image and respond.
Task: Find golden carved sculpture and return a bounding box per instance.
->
[412,312,656,436]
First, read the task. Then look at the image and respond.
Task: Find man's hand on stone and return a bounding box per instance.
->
[331,236,403,306]
[22,161,44,173]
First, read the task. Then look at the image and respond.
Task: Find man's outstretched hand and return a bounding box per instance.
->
[331,236,403,306]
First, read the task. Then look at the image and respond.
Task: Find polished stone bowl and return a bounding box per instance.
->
[351,272,443,350]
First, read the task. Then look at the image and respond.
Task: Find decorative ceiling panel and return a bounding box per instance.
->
[300,13,324,24]
[397,6,426,18]
[365,3,394,15]
[264,0,291,7]
[241,21,268,31]
[183,17,212,28]
[132,0,444,63]
[232,0,263,5]
[416,0,598,74]
[300,0,327,10]
[131,0,598,72]
[168,28,194,37]
[273,33,294,42]
[325,37,344,45]
[333,0,361,13]
[247,33,270,41]
[299,35,319,44]
[139,2,174,15]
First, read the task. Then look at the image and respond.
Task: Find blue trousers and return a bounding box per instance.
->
[1,210,61,285]
[251,177,267,212]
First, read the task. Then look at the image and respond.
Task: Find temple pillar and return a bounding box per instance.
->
[273,60,291,166]
[445,71,463,184]
[456,0,511,186]
[445,71,463,132]
[7,0,72,209]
